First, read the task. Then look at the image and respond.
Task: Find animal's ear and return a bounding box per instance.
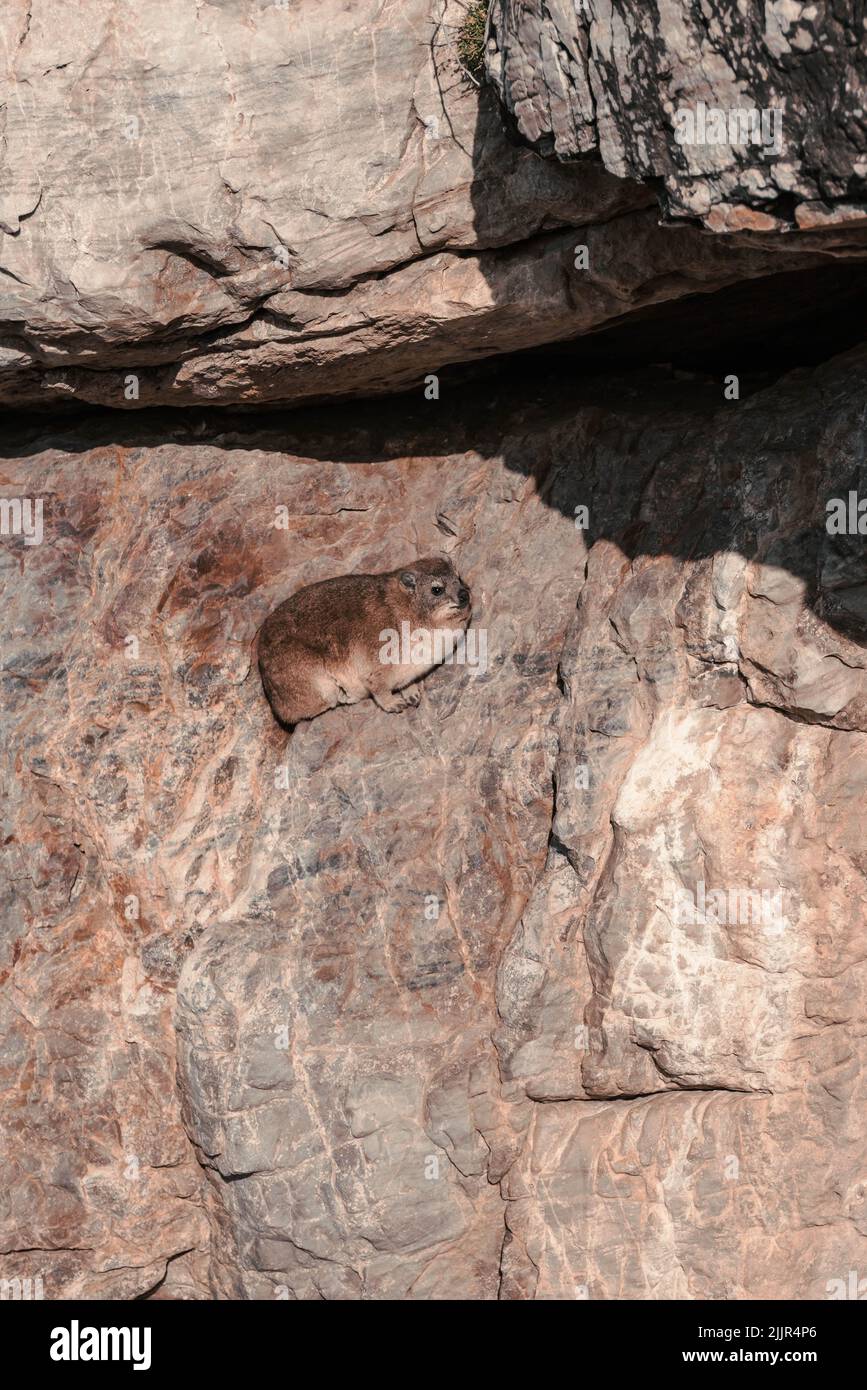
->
[399,571,417,591]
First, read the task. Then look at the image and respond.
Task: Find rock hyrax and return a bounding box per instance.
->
[258,556,472,728]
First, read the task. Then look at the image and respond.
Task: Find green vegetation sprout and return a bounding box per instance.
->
[457,2,489,83]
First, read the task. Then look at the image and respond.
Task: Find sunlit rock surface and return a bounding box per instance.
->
[1,0,863,409]
[2,346,866,1297]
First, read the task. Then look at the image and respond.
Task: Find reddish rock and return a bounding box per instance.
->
[2,347,866,1297]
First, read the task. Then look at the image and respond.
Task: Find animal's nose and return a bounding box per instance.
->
[457,586,470,607]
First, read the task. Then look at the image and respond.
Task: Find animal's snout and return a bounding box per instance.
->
[457,586,470,608]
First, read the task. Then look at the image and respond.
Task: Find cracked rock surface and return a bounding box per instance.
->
[1,0,865,409]
[487,0,867,234]
[2,346,866,1297]
[0,0,641,408]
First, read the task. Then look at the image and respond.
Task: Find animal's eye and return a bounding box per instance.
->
[431,583,445,595]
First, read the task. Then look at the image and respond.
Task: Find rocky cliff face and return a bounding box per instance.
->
[1,1,866,1301]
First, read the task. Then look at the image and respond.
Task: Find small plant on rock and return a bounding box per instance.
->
[457,1,489,84]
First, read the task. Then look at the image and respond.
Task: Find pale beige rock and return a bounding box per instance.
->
[0,0,649,407]
[1,0,863,409]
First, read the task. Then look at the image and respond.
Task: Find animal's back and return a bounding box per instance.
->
[261,572,384,657]
[257,572,390,727]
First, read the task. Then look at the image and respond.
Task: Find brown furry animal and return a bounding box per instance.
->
[258,556,472,729]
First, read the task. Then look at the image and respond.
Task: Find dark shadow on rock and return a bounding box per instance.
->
[5,35,867,661]
[468,56,867,647]
[4,320,867,648]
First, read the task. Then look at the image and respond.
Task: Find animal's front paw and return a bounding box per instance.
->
[372,689,407,713]
[403,685,421,707]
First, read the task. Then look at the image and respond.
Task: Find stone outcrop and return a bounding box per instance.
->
[0,0,636,409]
[2,345,866,1297]
[487,0,867,235]
[2,0,866,410]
